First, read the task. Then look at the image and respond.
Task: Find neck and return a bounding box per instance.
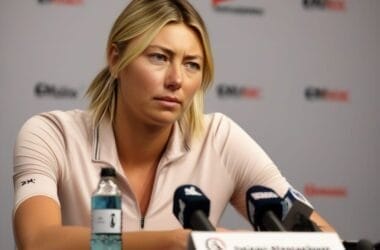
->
[113,113,173,168]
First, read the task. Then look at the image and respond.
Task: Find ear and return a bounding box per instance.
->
[108,43,119,77]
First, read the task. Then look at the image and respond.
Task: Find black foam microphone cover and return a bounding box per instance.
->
[357,239,374,250]
[173,184,215,231]
[246,185,286,231]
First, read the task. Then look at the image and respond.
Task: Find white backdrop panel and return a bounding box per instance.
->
[1,1,379,249]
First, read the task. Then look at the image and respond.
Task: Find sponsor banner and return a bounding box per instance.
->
[217,83,261,99]
[37,0,84,5]
[303,0,346,11]
[305,87,349,102]
[211,0,264,15]
[304,183,348,198]
[34,81,79,99]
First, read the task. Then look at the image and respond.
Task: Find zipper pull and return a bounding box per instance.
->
[140,217,145,229]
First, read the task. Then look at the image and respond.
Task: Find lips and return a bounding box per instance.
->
[154,96,182,105]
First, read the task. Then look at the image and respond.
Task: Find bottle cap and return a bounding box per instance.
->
[100,167,116,177]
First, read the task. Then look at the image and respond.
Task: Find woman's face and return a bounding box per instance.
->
[115,22,204,127]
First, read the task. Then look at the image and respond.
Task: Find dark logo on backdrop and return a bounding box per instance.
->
[212,0,264,16]
[303,0,346,11]
[34,81,78,98]
[217,84,261,99]
[305,86,349,102]
[38,0,84,5]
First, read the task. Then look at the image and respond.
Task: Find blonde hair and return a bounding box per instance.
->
[86,0,214,139]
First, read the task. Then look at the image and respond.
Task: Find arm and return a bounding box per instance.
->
[14,196,190,250]
[211,114,337,233]
[309,210,336,232]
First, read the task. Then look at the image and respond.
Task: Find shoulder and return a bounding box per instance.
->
[204,112,231,123]
[203,112,235,132]
[17,109,93,143]
[203,112,249,140]
[39,109,91,125]
[22,109,90,129]
[201,113,270,161]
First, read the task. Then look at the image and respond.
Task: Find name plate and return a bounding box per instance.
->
[188,232,344,250]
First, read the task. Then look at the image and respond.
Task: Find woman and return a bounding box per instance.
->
[13,0,335,249]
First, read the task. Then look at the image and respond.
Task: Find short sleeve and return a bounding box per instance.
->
[13,114,66,214]
[211,113,291,218]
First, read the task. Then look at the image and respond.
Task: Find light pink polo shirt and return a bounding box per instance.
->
[13,110,290,231]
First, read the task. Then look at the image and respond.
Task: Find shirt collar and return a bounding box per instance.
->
[161,122,189,165]
[91,119,189,167]
[92,118,119,166]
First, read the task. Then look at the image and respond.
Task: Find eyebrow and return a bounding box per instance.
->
[147,45,203,61]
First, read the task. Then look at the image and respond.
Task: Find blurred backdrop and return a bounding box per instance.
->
[1,0,379,248]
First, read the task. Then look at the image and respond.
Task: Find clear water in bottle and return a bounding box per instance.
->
[91,167,122,250]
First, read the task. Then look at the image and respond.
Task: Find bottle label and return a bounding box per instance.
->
[92,209,122,233]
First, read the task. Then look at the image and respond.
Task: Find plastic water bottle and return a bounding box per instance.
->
[91,167,122,250]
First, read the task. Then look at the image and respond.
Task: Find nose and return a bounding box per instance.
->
[164,63,182,91]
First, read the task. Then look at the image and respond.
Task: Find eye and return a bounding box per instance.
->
[148,53,168,64]
[185,62,201,71]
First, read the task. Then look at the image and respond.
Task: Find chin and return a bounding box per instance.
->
[148,113,181,127]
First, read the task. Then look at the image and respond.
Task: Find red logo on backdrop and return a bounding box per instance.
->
[217,84,261,99]
[304,183,348,198]
[212,0,232,5]
[303,0,346,11]
[38,0,84,5]
[305,87,349,102]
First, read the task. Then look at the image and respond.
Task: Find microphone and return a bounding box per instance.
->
[343,239,374,250]
[281,188,320,232]
[246,186,286,231]
[356,239,374,250]
[173,184,215,231]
